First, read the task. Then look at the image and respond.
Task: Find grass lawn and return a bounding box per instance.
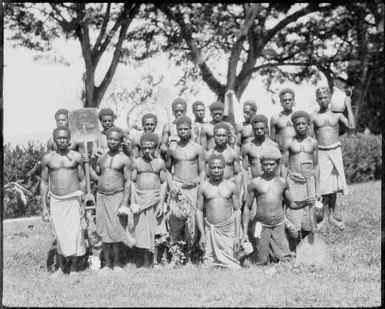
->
[2,181,381,307]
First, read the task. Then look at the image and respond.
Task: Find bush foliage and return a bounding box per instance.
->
[3,134,381,218]
[3,142,46,219]
[340,133,382,183]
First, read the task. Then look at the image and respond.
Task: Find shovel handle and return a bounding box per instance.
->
[305,177,316,234]
[83,125,92,196]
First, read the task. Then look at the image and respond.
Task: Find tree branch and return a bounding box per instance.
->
[93,3,111,55]
[94,3,141,106]
[157,4,225,96]
[95,3,134,63]
[263,3,337,46]
[227,3,261,90]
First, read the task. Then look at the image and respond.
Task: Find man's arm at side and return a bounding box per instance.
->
[241,181,255,242]
[40,154,50,222]
[231,182,241,251]
[121,156,132,208]
[196,184,206,250]
[197,145,206,182]
[158,161,168,216]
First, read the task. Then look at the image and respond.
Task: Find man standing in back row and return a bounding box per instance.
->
[311,86,355,231]
[270,88,296,152]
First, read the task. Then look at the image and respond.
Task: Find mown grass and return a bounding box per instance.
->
[2,181,381,307]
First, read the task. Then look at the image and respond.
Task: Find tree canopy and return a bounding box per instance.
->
[5,2,383,132]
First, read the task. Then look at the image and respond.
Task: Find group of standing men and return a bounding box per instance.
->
[40,86,355,277]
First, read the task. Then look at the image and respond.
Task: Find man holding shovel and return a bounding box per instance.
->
[40,126,86,277]
[241,146,311,265]
[282,111,320,251]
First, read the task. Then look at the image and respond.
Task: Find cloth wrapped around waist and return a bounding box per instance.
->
[48,190,85,257]
[169,177,200,220]
[132,189,160,214]
[204,215,240,269]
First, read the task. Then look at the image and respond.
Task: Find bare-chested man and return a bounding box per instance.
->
[200,101,236,152]
[282,111,320,251]
[86,127,131,275]
[236,100,258,148]
[270,88,296,152]
[129,113,160,159]
[41,126,86,277]
[96,108,117,156]
[241,114,280,201]
[166,115,205,261]
[130,132,167,267]
[196,154,241,269]
[242,147,312,265]
[47,109,73,152]
[191,100,206,143]
[161,98,198,159]
[311,86,355,231]
[205,122,242,200]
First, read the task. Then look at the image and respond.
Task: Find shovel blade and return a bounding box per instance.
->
[294,233,330,268]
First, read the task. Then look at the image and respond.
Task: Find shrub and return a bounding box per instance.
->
[340,133,382,184]
[3,142,46,219]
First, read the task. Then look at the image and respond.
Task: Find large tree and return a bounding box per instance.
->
[150,2,382,132]
[152,3,343,101]
[5,3,141,108]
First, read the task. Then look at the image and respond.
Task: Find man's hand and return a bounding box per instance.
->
[226,89,235,97]
[169,135,179,144]
[306,197,316,206]
[80,205,85,218]
[233,237,240,252]
[117,205,130,216]
[41,207,49,223]
[199,235,206,251]
[81,153,90,164]
[241,233,249,243]
[155,204,163,218]
[163,203,168,215]
[344,96,352,108]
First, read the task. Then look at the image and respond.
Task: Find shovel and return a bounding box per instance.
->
[69,108,102,250]
[69,108,100,209]
[294,161,330,268]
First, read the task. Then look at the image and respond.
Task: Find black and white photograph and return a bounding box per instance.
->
[2,2,382,307]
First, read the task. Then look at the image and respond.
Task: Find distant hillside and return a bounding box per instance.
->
[4,132,50,147]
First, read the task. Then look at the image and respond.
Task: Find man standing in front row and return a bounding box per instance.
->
[242,147,312,265]
[166,115,205,262]
[311,87,355,231]
[41,126,86,277]
[196,154,241,269]
[130,132,168,268]
[282,111,320,251]
[87,127,132,275]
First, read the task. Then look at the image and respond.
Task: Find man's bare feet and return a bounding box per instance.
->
[316,220,328,232]
[50,269,66,279]
[332,214,343,222]
[69,271,79,277]
[330,217,345,231]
